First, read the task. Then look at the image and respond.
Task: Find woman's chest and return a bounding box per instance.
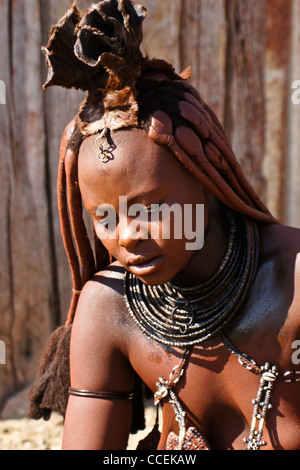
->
[128,320,300,450]
[175,348,300,450]
[126,255,300,449]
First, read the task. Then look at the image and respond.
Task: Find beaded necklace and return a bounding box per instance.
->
[124,210,260,347]
[124,210,300,450]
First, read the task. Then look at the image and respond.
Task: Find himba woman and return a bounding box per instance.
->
[28,0,300,450]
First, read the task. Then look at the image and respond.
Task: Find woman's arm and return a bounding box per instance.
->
[62,272,135,450]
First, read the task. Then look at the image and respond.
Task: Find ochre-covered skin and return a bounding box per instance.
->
[67,127,300,450]
[28,0,300,450]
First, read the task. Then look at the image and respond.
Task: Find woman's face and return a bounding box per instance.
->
[78,127,208,286]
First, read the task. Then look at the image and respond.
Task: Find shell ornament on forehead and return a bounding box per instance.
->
[96,128,116,163]
[28,0,280,447]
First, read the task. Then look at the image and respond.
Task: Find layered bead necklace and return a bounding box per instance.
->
[124,210,260,347]
[124,210,300,450]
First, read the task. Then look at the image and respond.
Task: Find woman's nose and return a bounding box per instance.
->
[118,217,149,248]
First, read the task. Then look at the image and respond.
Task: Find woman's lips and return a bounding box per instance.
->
[127,256,163,275]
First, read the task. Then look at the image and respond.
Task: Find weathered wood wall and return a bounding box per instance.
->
[0,0,299,410]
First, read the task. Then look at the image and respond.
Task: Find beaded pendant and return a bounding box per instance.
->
[166,427,210,450]
[154,336,300,450]
[224,334,300,450]
[243,363,278,450]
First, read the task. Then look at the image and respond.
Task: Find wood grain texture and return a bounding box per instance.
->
[264,0,292,222]
[287,0,300,227]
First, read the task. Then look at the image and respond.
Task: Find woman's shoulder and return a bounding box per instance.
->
[259,222,300,324]
[259,222,300,262]
[259,222,300,288]
[71,261,131,353]
[80,260,127,308]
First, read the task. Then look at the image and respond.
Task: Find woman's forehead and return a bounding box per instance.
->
[78,128,177,209]
[78,126,204,213]
[78,127,171,177]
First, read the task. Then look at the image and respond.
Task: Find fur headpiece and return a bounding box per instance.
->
[42,0,184,135]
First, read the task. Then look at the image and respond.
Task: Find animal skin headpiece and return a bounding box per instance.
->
[42,0,184,134]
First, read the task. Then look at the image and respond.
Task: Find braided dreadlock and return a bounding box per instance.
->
[28,0,278,432]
